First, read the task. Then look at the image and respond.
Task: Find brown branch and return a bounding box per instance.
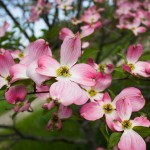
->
[0,1,30,41]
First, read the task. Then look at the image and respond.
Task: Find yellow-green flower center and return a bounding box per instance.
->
[128,63,135,71]
[121,120,132,129]
[98,64,105,72]
[103,103,113,114]
[88,89,97,97]
[56,66,71,77]
[18,52,24,58]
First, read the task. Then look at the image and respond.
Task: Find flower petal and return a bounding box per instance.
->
[70,63,96,86]
[50,80,82,106]
[21,39,52,65]
[80,102,104,121]
[60,33,81,67]
[116,98,132,120]
[36,55,60,77]
[118,130,146,150]
[26,61,50,86]
[132,116,150,127]
[114,87,145,112]
[127,44,143,64]
[0,77,7,89]
[5,85,27,104]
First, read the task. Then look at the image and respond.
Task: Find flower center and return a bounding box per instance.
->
[18,52,24,58]
[56,66,71,77]
[103,103,113,114]
[88,89,97,97]
[128,64,135,71]
[98,64,105,72]
[5,76,11,82]
[121,120,132,129]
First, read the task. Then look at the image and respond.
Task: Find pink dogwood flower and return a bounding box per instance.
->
[56,0,74,10]
[88,58,114,74]
[80,92,119,131]
[10,39,52,86]
[14,101,31,112]
[36,34,96,87]
[123,44,150,78]
[0,51,15,89]
[0,22,9,37]
[5,85,27,104]
[75,72,112,105]
[113,98,150,150]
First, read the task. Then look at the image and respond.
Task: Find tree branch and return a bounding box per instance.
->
[0,1,30,41]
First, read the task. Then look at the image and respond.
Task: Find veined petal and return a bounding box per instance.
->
[5,85,27,104]
[127,44,143,63]
[59,27,74,40]
[27,61,50,86]
[94,73,112,92]
[114,87,145,112]
[102,92,112,103]
[10,64,28,83]
[133,61,150,77]
[36,55,60,77]
[118,130,146,150]
[74,89,89,105]
[60,33,81,67]
[132,116,150,127]
[80,102,104,121]
[116,98,132,120]
[50,80,82,106]
[0,51,15,77]
[106,110,119,131]
[70,63,96,86]
[21,39,52,65]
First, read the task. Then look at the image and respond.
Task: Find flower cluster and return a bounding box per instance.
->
[116,0,150,35]
[0,27,150,149]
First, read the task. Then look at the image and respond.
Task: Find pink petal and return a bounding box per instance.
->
[113,121,123,132]
[10,64,28,83]
[114,87,145,112]
[116,98,132,120]
[20,39,52,65]
[36,55,60,77]
[118,130,146,150]
[87,58,97,69]
[0,51,15,77]
[122,64,131,73]
[80,102,104,121]
[74,89,89,105]
[70,64,96,86]
[127,44,143,64]
[94,73,112,92]
[102,92,112,103]
[134,61,150,77]
[81,25,95,38]
[60,32,81,67]
[26,61,50,86]
[58,104,72,119]
[132,116,150,127]
[5,85,27,104]
[59,28,74,40]
[106,110,119,131]
[50,80,82,106]
[43,101,55,110]
[36,85,49,100]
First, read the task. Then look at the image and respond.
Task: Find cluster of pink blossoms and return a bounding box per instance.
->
[0,27,150,149]
[28,0,52,22]
[116,0,150,36]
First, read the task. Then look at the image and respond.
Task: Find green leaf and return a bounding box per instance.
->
[133,126,150,138]
[108,132,122,148]
[108,89,116,99]
[100,123,109,142]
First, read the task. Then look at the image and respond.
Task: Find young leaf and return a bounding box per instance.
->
[100,122,109,142]
[133,126,150,138]
[108,132,122,148]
